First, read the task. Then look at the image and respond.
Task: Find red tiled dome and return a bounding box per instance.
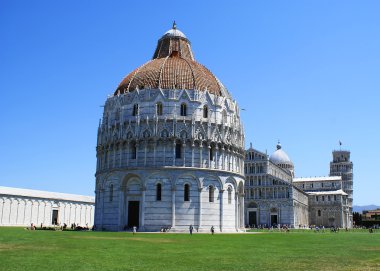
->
[114,23,226,97]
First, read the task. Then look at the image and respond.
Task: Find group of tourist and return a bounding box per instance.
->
[189,225,215,235]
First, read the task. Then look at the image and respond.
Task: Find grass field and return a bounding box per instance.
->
[0,227,379,271]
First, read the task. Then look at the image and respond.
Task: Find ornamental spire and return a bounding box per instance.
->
[172,20,177,29]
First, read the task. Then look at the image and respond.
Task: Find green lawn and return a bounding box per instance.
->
[0,227,379,271]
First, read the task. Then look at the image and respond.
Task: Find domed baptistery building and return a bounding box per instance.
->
[94,23,245,232]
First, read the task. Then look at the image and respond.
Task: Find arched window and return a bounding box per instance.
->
[132,104,139,116]
[203,105,208,118]
[209,185,214,202]
[184,184,190,201]
[209,146,214,161]
[156,102,163,116]
[318,210,321,217]
[180,103,187,116]
[109,184,114,202]
[175,142,182,159]
[156,183,162,201]
[131,143,137,159]
[228,187,232,204]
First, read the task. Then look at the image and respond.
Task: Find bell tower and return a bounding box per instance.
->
[330,148,353,227]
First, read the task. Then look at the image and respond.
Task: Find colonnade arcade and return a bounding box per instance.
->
[96,138,245,175]
[95,172,245,232]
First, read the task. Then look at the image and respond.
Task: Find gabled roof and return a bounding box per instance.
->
[293,176,342,182]
[0,186,94,203]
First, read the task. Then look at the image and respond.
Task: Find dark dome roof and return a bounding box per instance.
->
[114,23,227,97]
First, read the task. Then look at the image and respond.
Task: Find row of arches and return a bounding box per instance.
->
[121,103,210,118]
[95,171,245,232]
[96,139,245,175]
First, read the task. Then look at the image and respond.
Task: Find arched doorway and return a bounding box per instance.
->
[247,202,258,227]
[121,175,143,230]
[270,207,278,226]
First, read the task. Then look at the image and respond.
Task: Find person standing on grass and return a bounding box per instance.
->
[189,224,194,235]
[133,226,137,235]
[211,226,215,235]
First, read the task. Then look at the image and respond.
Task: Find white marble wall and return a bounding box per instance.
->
[0,196,94,227]
[95,169,245,232]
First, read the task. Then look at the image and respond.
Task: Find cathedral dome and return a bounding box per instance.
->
[269,143,293,166]
[114,23,227,97]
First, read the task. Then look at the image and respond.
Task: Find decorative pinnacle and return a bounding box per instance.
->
[172,21,177,29]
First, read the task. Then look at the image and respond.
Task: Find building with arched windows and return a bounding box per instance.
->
[94,23,245,232]
[244,143,353,228]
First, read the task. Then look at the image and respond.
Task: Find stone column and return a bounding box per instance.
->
[141,187,146,229]
[144,141,147,166]
[198,187,203,230]
[126,142,129,167]
[199,142,203,168]
[163,141,166,166]
[118,187,125,230]
[171,186,176,228]
[235,192,238,230]
[191,142,195,167]
[215,146,219,169]
[219,189,224,232]
[240,193,245,228]
[173,140,176,166]
[221,146,225,170]
[100,189,105,229]
[208,144,211,169]
[153,140,157,166]
[183,142,186,166]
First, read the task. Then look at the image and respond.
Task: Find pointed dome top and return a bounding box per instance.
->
[152,23,194,60]
[162,21,187,39]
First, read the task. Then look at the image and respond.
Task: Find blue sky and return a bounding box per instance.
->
[1,1,379,205]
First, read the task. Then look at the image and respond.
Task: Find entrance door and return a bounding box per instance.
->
[271,215,278,226]
[52,210,58,225]
[128,201,140,228]
[249,211,257,227]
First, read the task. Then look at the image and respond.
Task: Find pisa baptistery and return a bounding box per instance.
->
[94,23,245,232]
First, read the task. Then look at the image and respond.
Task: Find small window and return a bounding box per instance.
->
[132,104,139,116]
[131,143,137,159]
[318,210,321,216]
[175,143,182,159]
[203,105,208,118]
[209,185,214,202]
[109,184,114,202]
[316,196,319,201]
[321,183,324,188]
[328,195,331,201]
[180,103,187,116]
[322,196,325,201]
[228,187,232,204]
[310,183,314,188]
[156,102,163,116]
[156,183,162,201]
[184,184,190,201]
[334,195,337,201]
